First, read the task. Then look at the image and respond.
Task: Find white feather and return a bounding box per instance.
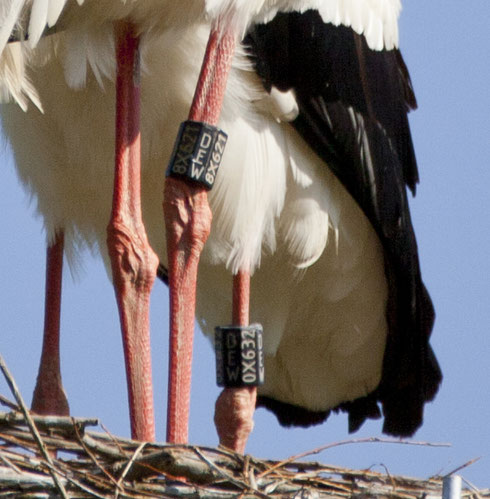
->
[0,43,42,111]
[62,24,115,89]
[266,87,299,122]
[205,0,401,50]
[0,0,25,54]
[318,0,401,49]
[47,0,68,27]
[29,0,50,48]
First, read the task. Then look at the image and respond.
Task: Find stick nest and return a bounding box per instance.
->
[0,401,487,498]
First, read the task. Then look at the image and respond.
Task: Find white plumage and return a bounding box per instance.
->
[1,0,436,436]
[0,0,401,107]
[0,0,402,138]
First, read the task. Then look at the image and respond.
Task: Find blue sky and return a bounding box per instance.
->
[1,0,489,489]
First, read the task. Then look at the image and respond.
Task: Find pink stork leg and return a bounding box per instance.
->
[31,231,70,416]
[164,26,237,444]
[214,271,257,453]
[107,22,157,442]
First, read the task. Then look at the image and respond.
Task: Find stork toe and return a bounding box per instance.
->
[214,387,257,454]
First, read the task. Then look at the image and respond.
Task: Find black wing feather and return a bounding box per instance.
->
[245,10,441,437]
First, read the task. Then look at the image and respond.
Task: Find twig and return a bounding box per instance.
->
[73,420,122,492]
[444,457,482,478]
[0,353,70,498]
[50,461,111,499]
[462,478,484,499]
[0,453,22,474]
[82,434,128,460]
[0,395,18,411]
[377,463,397,492]
[116,441,147,495]
[0,412,98,431]
[100,422,128,456]
[193,446,262,495]
[258,437,451,478]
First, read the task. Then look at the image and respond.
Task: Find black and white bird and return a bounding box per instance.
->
[0,0,441,448]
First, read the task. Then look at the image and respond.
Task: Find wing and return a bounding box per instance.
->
[245,10,442,437]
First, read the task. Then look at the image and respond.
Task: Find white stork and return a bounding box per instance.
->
[0,0,442,452]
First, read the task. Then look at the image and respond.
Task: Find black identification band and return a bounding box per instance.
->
[215,324,265,388]
[166,120,228,189]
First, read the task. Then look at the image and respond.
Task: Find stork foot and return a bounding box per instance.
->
[31,232,69,417]
[214,387,257,454]
[31,365,69,416]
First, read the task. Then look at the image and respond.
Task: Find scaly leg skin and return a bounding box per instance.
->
[164,178,212,443]
[107,22,157,442]
[164,25,237,444]
[215,270,257,454]
[31,231,70,416]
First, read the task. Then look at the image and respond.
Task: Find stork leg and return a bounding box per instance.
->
[215,270,257,453]
[31,231,70,416]
[164,26,237,444]
[107,22,157,442]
